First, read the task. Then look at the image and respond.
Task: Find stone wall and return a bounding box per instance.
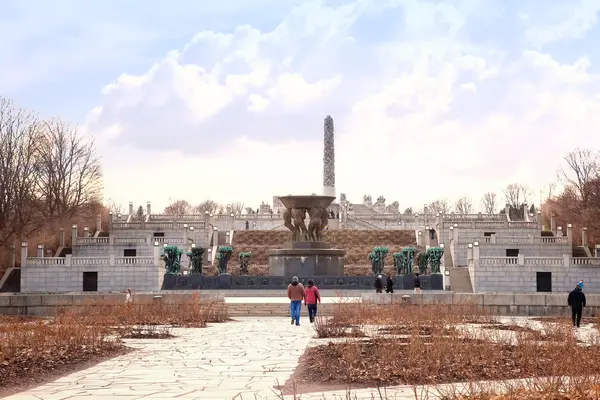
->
[162,274,444,291]
[362,292,600,316]
[21,264,164,293]
[472,264,600,293]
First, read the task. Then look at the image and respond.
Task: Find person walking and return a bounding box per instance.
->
[374,275,383,293]
[568,284,586,328]
[125,288,133,304]
[304,279,321,323]
[413,273,422,294]
[385,275,394,293]
[287,276,305,326]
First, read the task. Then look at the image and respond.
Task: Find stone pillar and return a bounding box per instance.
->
[212,226,219,246]
[225,231,230,245]
[537,210,542,229]
[417,230,422,246]
[96,214,102,233]
[147,201,151,216]
[523,203,529,222]
[563,254,571,267]
[21,242,28,267]
[582,227,588,246]
[472,242,480,261]
[550,213,556,232]
[9,245,15,268]
[37,244,44,258]
[423,205,429,225]
[189,226,195,245]
[83,226,89,237]
[566,224,573,246]
[467,243,473,261]
[449,226,454,243]
[322,115,336,198]
[129,201,134,216]
[59,228,65,247]
[517,254,525,266]
[183,224,188,243]
[490,234,497,244]
[108,212,113,231]
[153,241,160,267]
[556,226,563,237]
[504,203,511,221]
[65,254,72,267]
[71,224,77,246]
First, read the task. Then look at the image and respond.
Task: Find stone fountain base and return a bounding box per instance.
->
[267,242,346,277]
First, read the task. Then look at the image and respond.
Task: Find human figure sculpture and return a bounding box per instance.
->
[283,208,310,241]
[307,207,329,241]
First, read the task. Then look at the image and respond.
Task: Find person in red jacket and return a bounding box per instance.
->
[304,279,321,323]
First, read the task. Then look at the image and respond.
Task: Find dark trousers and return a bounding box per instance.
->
[572,307,582,327]
[307,303,317,322]
[375,288,382,293]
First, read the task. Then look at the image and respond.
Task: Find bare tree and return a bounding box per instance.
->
[229,201,244,215]
[454,196,473,214]
[559,148,600,205]
[105,198,123,215]
[163,200,191,215]
[504,183,529,209]
[403,207,413,215]
[0,98,45,249]
[427,199,450,215]
[193,200,219,214]
[244,207,255,215]
[481,192,497,215]
[35,119,102,218]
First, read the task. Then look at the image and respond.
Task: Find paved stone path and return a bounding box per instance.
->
[7,316,598,400]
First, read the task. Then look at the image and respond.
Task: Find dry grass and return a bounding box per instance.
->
[0,296,228,392]
[285,300,600,399]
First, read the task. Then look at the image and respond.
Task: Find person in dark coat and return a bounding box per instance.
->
[374,275,383,293]
[385,275,394,293]
[568,285,586,328]
[414,272,422,294]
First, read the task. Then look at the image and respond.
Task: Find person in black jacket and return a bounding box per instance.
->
[414,272,422,294]
[374,275,383,293]
[567,285,586,328]
[385,275,394,293]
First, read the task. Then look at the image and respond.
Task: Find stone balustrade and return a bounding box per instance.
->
[76,237,110,245]
[457,235,569,245]
[112,221,206,230]
[75,236,185,245]
[441,221,538,229]
[477,255,600,267]
[24,255,158,267]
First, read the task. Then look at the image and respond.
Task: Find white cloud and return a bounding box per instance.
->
[69,0,600,211]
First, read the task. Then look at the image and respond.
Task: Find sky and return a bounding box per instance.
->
[1,0,600,213]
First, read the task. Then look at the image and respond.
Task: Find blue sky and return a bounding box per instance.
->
[1,0,599,212]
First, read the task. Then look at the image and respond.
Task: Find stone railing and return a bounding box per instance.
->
[149,214,206,221]
[113,237,148,244]
[479,257,519,266]
[152,237,184,244]
[457,236,569,245]
[112,221,206,230]
[24,256,158,267]
[115,256,154,265]
[26,257,66,266]
[76,237,109,245]
[572,257,600,265]
[441,221,538,229]
[477,256,600,267]
[440,213,506,221]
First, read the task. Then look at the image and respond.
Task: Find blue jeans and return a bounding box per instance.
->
[290,300,302,324]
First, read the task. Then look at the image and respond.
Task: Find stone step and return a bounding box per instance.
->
[447,267,473,293]
[228,303,336,316]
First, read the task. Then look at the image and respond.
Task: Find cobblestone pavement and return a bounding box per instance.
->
[6,316,598,400]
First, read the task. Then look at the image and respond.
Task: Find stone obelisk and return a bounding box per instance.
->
[323,115,336,197]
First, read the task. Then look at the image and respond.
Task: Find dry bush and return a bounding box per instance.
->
[55,295,229,328]
[0,316,123,389]
[314,316,366,338]
[292,300,600,396]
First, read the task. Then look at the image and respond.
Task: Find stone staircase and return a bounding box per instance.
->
[228,303,337,316]
[230,230,418,266]
[446,266,473,293]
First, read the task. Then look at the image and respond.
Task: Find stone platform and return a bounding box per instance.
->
[266,241,345,276]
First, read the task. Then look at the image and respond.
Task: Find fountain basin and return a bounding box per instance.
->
[277,195,335,210]
[267,242,345,276]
